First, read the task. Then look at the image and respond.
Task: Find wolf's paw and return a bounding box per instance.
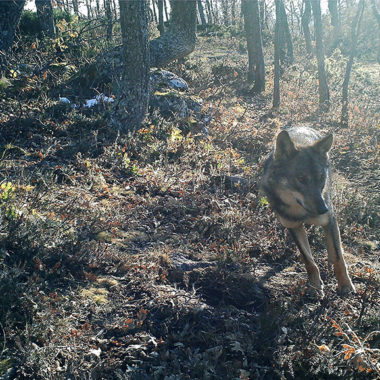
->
[337,283,356,297]
[306,283,325,298]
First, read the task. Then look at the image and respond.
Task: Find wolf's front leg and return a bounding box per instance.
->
[289,225,324,295]
[322,217,355,295]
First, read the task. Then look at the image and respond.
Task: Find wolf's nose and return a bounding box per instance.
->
[317,203,328,214]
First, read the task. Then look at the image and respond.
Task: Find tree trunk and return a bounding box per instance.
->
[278,0,294,64]
[341,0,364,126]
[328,0,341,53]
[85,0,91,18]
[113,0,117,19]
[370,0,380,62]
[96,0,100,17]
[211,0,219,24]
[259,0,265,32]
[152,0,158,23]
[205,0,213,23]
[310,0,330,111]
[198,1,207,25]
[231,0,237,26]
[273,0,281,108]
[158,0,165,34]
[221,0,229,25]
[72,0,79,15]
[164,0,169,21]
[328,0,339,26]
[242,0,265,92]
[35,0,56,38]
[0,0,26,52]
[301,0,312,54]
[150,0,197,68]
[112,0,150,132]
[104,0,113,40]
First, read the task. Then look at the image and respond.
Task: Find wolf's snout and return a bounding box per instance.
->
[316,199,328,215]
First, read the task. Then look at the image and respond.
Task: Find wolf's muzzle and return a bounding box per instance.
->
[315,199,328,215]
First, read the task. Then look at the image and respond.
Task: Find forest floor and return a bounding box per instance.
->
[0,34,379,379]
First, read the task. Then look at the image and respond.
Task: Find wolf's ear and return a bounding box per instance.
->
[274,130,296,160]
[313,134,333,155]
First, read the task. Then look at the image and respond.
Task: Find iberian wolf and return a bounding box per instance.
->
[261,126,355,296]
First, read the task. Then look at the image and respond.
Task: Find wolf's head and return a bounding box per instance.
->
[273,130,333,216]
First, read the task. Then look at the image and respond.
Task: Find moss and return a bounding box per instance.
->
[80,287,109,305]
[0,358,13,375]
[0,77,11,92]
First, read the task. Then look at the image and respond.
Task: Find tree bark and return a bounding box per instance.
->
[259,0,266,32]
[150,0,197,68]
[152,0,158,24]
[96,0,101,17]
[370,0,380,62]
[311,0,330,111]
[205,0,213,23]
[35,0,56,38]
[198,1,207,25]
[72,0,79,15]
[278,0,294,64]
[164,0,169,21]
[113,0,117,19]
[273,0,281,108]
[104,0,113,41]
[328,0,341,53]
[112,0,150,132]
[221,0,229,25]
[231,0,237,26]
[242,0,265,92]
[341,0,364,126]
[85,0,91,18]
[301,0,312,54]
[0,0,26,52]
[158,0,165,34]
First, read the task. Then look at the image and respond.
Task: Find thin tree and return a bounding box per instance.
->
[95,0,100,17]
[341,0,365,127]
[112,0,117,19]
[259,0,266,32]
[328,0,341,53]
[242,0,265,92]
[310,0,330,111]
[152,0,158,23]
[158,0,165,34]
[278,0,294,64]
[205,0,213,23]
[0,0,26,73]
[231,0,237,26]
[273,0,281,108]
[301,0,312,54]
[104,0,113,41]
[35,0,56,38]
[85,0,91,18]
[112,0,150,132]
[221,0,229,25]
[164,0,169,22]
[370,0,380,62]
[72,0,79,15]
[198,1,207,25]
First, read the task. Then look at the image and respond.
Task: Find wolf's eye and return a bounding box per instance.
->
[297,175,307,184]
